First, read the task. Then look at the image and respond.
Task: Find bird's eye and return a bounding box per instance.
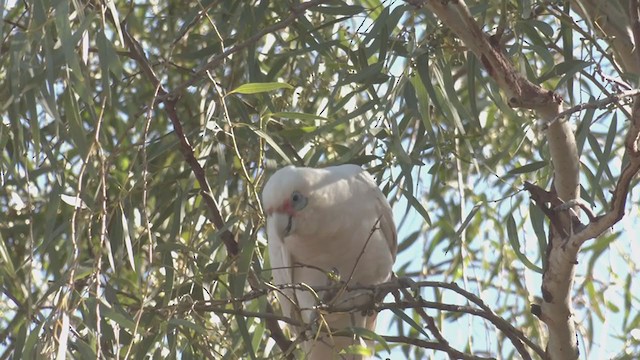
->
[290,191,307,211]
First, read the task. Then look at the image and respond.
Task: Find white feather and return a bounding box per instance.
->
[263,165,397,360]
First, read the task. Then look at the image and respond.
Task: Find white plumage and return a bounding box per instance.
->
[262,165,397,360]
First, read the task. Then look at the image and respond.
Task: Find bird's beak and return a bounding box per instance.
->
[267,212,293,239]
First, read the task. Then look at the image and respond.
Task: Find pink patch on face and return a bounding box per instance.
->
[266,200,294,216]
[277,199,294,215]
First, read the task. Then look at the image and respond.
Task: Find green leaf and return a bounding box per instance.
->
[455,204,481,240]
[537,60,591,85]
[22,322,43,359]
[530,19,554,38]
[252,128,292,163]
[267,111,330,122]
[586,281,605,321]
[341,344,373,356]
[54,1,82,77]
[575,102,595,156]
[73,337,97,359]
[338,62,386,86]
[338,327,391,353]
[168,319,208,335]
[101,304,136,332]
[506,214,543,273]
[60,193,88,209]
[0,231,15,278]
[63,88,89,156]
[228,82,293,95]
[400,187,431,225]
[390,308,430,338]
[314,4,364,16]
[507,160,548,175]
[599,113,617,182]
[120,205,136,272]
[529,203,547,269]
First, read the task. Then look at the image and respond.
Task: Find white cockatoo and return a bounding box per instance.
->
[262,164,397,360]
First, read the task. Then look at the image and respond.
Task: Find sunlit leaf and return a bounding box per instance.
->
[228,82,293,95]
[60,194,88,209]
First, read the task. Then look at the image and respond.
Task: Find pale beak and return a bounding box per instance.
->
[268,212,293,239]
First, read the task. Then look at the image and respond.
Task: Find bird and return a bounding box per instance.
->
[262,164,397,360]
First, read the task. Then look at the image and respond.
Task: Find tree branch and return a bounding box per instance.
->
[525,93,640,357]
[113,13,303,357]
[546,89,640,130]
[381,336,496,360]
[572,0,640,74]
[566,96,640,248]
[148,279,545,359]
[406,1,582,358]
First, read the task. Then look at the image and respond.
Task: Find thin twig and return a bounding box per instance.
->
[112,12,304,356]
[164,0,330,100]
[144,278,545,359]
[544,89,640,129]
[382,336,496,360]
[119,22,238,255]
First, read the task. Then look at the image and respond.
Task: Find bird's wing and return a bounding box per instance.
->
[376,189,398,262]
[359,170,398,263]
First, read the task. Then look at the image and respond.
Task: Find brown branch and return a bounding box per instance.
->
[400,287,449,344]
[408,0,579,200]
[567,96,640,247]
[138,278,542,359]
[429,281,544,358]
[405,2,584,358]
[382,336,496,360]
[525,88,640,360]
[371,299,535,359]
[112,12,304,357]
[546,89,640,130]
[193,305,304,327]
[120,25,239,256]
[408,0,558,111]
[572,0,640,74]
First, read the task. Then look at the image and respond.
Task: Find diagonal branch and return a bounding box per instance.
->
[572,0,640,74]
[113,12,308,357]
[408,0,579,200]
[381,336,495,360]
[567,96,640,247]
[406,1,582,358]
[546,89,640,129]
[120,25,239,256]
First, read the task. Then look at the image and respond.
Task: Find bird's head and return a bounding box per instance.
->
[262,166,313,240]
[262,164,361,240]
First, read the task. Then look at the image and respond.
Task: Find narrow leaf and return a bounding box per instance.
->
[400,187,431,225]
[120,206,136,272]
[507,160,547,175]
[252,129,291,163]
[228,82,293,95]
[390,308,430,338]
[268,112,330,122]
[506,214,543,273]
[340,327,391,353]
[60,194,88,209]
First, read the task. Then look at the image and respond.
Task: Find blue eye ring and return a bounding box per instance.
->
[291,191,307,211]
